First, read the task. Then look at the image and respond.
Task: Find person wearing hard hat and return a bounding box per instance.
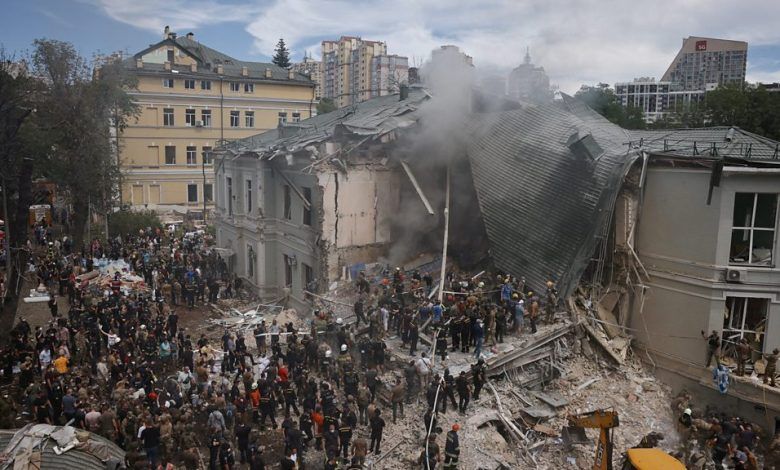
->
[443,423,461,469]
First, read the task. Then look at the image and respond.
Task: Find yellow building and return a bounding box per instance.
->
[119,28,315,212]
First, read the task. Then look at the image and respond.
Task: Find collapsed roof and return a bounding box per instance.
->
[466,96,640,298]
[629,126,780,161]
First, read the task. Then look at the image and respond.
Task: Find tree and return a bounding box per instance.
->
[316,97,337,115]
[30,39,137,247]
[574,84,646,130]
[272,38,291,68]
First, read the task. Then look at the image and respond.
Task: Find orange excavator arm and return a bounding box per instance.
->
[566,410,619,470]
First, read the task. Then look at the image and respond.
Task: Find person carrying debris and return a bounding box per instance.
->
[443,423,460,469]
[701,330,721,367]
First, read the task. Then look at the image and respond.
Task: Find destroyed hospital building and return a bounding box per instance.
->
[213,85,780,423]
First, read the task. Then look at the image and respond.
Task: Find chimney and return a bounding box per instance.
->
[164,25,170,39]
[399,84,409,101]
[288,69,295,79]
[136,58,143,69]
[170,32,177,40]
[265,68,272,78]
[186,32,194,40]
[241,66,248,76]
[216,64,224,74]
[190,63,197,73]
[164,61,171,71]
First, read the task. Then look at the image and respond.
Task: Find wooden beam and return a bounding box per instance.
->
[400,160,435,215]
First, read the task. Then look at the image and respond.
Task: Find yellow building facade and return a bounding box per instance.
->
[120,29,315,212]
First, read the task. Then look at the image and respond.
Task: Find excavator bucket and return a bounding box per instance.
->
[562,425,589,445]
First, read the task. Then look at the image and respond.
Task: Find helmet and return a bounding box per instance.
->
[325,350,332,358]
[546,280,554,287]
[251,382,258,390]
[340,344,347,352]
[512,293,518,299]
[478,282,484,288]
[452,424,460,431]
[684,408,692,416]
[336,317,344,325]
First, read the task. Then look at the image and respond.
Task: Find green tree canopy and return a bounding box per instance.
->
[316,97,337,115]
[272,38,291,68]
[574,83,646,130]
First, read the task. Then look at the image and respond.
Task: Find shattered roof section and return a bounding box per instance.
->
[222,88,430,158]
[629,127,780,161]
[467,95,639,298]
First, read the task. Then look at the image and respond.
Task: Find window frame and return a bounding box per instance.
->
[163,108,175,126]
[729,192,778,266]
[202,146,213,165]
[244,83,254,93]
[184,79,195,89]
[226,176,233,216]
[187,184,198,203]
[204,183,213,203]
[200,80,212,90]
[283,185,292,220]
[302,187,312,226]
[185,109,196,127]
[246,179,253,214]
[201,109,212,127]
[230,82,240,92]
[245,111,255,128]
[230,110,240,128]
[164,145,176,165]
[162,78,174,88]
[186,146,197,165]
[278,112,288,125]
[283,255,293,287]
[723,296,768,352]
[247,244,256,280]
[292,112,301,123]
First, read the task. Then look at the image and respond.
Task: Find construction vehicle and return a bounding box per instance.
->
[565,409,685,470]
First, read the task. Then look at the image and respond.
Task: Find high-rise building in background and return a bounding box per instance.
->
[615,36,748,122]
[507,48,551,103]
[117,28,315,211]
[661,36,747,91]
[291,54,323,99]
[320,36,408,108]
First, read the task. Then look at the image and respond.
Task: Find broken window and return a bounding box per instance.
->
[302,187,312,226]
[246,244,255,280]
[283,255,293,287]
[723,296,767,353]
[730,193,777,265]
[302,263,314,292]
[283,185,292,220]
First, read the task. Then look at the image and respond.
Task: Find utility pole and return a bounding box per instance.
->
[437,165,451,303]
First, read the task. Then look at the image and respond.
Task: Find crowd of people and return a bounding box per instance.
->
[0,222,563,469]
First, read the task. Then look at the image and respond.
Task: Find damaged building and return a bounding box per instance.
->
[214,85,780,424]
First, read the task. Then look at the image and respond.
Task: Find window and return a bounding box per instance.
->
[184,79,195,89]
[167,49,174,63]
[730,193,777,265]
[164,145,176,165]
[230,111,240,127]
[302,187,312,226]
[226,177,233,216]
[204,183,213,203]
[278,112,287,125]
[163,108,174,126]
[245,111,255,128]
[283,255,293,287]
[162,78,174,88]
[244,83,254,93]
[292,112,301,123]
[186,146,197,165]
[201,109,212,127]
[201,80,212,90]
[230,82,240,92]
[724,297,768,352]
[247,245,255,280]
[202,146,213,165]
[303,263,314,292]
[187,184,198,203]
[283,185,291,220]
[185,109,196,126]
[246,179,253,214]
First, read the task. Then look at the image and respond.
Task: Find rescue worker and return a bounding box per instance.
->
[471,358,486,401]
[701,330,721,367]
[443,424,460,469]
[736,338,751,376]
[764,348,779,387]
[544,279,558,323]
[456,372,470,413]
[338,409,354,462]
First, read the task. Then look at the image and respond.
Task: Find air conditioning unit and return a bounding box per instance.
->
[726,268,748,283]
[195,120,204,127]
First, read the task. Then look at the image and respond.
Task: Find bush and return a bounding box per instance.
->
[108,210,162,238]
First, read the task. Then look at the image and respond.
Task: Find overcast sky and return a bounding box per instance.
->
[2,0,779,93]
